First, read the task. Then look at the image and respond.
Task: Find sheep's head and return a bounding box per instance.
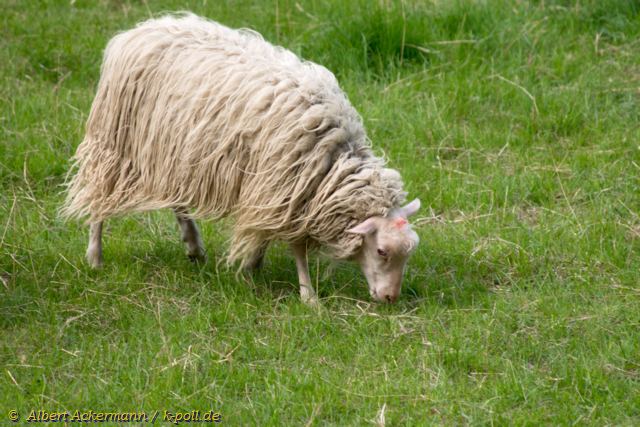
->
[347,199,420,303]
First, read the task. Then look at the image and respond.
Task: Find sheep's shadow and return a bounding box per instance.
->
[118,239,500,309]
[244,245,495,308]
[71,214,497,309]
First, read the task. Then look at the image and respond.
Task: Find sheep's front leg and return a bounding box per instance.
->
[174,209,206,263]
[291,242,318,305]
[86,221,103,268]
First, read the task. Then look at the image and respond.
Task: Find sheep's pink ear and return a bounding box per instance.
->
[390,198,421,219]
[346,218,378,235]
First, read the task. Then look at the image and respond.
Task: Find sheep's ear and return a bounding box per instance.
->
[391,198,421,218]
[346,217,378,235]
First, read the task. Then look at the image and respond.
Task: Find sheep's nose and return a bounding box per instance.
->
[384,294,398,303]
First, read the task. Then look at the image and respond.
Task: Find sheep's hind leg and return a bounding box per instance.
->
[174,209,206,263]
[86,221,103,268]
[244,242,269,271]
[291,242,318,306]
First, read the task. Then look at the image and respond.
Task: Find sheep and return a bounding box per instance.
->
[62,13,421,304]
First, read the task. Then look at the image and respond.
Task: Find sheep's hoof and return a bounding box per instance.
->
[86,250,103,269]
[302,295,320,307]
[188,251,207,264]
[300,285,319,306]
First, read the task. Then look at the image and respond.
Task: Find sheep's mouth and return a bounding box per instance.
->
[369,288,385,303]
[369,288,399,303]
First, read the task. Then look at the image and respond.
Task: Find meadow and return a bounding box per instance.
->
[1,0,639,424]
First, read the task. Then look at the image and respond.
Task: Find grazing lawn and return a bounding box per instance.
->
[1,0,639,424]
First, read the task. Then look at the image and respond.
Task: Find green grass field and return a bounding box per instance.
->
[2,0,640,424]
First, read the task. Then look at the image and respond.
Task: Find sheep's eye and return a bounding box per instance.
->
[377,248,388,257]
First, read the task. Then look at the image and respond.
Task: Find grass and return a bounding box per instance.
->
[1,0,640,424]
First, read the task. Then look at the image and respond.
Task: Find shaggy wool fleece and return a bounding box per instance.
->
[63,13,407,266]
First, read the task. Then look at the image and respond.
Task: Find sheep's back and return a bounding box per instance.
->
[77,14,367,221]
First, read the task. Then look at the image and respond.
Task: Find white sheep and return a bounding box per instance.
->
[63,13,420,304]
